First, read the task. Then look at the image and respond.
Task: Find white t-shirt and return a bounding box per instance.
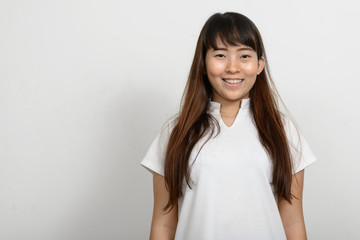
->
[140,98,318,240]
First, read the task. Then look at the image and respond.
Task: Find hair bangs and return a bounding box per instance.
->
[203,13,259,54]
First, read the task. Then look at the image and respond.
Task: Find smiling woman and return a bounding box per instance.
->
[205,41,264,123]
[140,12,318,240]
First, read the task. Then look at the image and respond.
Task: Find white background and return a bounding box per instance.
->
[1,0,359,239]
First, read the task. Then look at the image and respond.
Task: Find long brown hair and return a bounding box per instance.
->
[162,12,301,213]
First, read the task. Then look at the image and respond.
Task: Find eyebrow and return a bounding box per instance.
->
[213,46,253,51]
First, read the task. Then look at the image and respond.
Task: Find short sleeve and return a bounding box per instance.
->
[282,115,318,175]
[140,118,176,176]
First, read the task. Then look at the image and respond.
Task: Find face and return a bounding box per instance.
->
[205,40,265,104]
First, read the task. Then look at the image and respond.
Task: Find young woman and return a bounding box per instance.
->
[140,12,317,240]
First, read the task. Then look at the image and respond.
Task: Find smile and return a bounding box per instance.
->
[222,78,244,87]
[223,79,243,84]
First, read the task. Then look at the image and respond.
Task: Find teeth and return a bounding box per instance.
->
[224,79,243,84]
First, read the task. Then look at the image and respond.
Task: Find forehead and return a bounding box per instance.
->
[209,41,254,52]
[212,37,253,50]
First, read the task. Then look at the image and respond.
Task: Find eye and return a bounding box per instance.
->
[241,55,250,59]
[215,54,226,58]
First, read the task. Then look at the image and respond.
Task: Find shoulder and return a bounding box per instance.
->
[279,111,319,174]
[279,111,301,139]
[155,114,179,144]
[278,111,305,157]
[160,114,178,135]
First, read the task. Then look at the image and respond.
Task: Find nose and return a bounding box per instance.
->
[225,58,240,73]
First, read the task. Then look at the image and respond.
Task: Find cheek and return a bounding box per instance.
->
[206,60,225,76]
[243,62,259,75]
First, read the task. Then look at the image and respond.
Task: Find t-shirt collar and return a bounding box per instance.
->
[208,98,251,113]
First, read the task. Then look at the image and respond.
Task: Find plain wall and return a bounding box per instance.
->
[1,0,359,239]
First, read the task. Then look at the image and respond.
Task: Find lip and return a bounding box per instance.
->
[222,78,244,88]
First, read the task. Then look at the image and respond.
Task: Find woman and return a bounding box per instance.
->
[140,12,317,240]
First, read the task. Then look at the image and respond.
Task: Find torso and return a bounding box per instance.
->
[174,98,286,240]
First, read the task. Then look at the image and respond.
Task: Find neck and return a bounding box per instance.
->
[211,97,244,116]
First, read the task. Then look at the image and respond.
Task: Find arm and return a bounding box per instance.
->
[278,169,307,240]
[149,172,178,240]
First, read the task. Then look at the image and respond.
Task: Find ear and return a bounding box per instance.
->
[257,56,265,75]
